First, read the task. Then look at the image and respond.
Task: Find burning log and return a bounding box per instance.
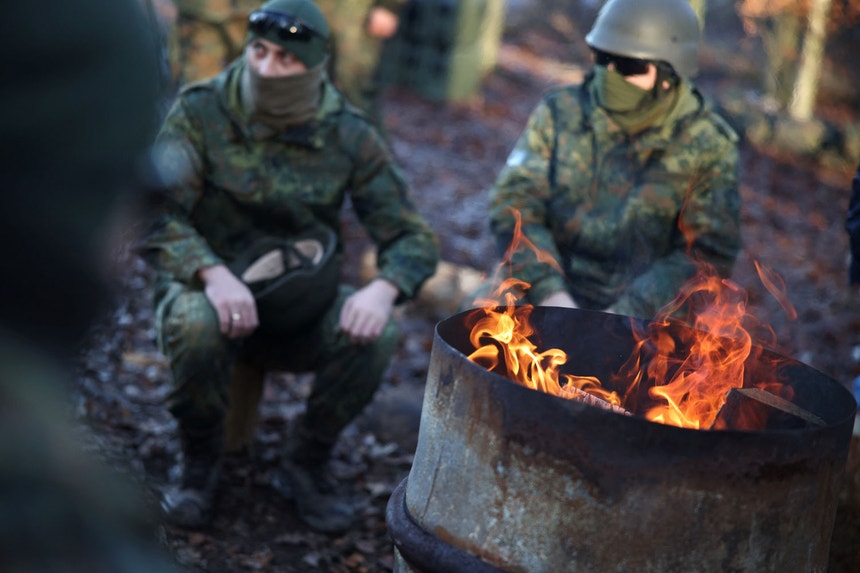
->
[562,384,631,415]
[711,386,827,431]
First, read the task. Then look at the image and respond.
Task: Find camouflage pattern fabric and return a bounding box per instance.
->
[169,0,260,85]
[154,284,397,438]
[488,76,741,319]
[136,57,438,434]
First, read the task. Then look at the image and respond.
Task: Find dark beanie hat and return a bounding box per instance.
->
[247,0,330,68]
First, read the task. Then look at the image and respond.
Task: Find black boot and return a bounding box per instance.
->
[271,429,356,533]
[162,423,224,528]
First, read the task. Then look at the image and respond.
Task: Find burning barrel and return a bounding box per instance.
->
[386,307,856,573]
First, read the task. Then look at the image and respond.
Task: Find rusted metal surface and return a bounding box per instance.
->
[387,478,505,573]
[396,307,856,573]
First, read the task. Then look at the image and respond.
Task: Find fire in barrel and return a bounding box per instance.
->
[387,214,856,573]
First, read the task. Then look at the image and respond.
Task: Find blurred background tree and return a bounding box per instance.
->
[737,0,860,118]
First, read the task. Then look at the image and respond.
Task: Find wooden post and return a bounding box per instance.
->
[224,361,265,452]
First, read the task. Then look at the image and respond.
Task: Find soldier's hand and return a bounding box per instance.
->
[366,7,399,39]
[339,278,399,344]
[198,264,259,339]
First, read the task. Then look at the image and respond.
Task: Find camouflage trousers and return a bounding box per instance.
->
[155,281,398,443]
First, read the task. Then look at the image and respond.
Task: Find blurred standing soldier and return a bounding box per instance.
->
[170,0,262,86]
[316,0,407,129]
[481,0,741,318]
[846,160,860,286]
[0,1,178,572]
[136,0,438,533]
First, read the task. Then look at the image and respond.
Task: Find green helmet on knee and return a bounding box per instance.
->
[585,0,701,77]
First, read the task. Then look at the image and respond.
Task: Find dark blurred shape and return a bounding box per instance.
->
[0,0,163,355]
[0,1,177,571]
[845,160,860,285]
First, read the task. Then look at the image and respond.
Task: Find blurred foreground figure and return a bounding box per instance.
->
[136,0,437,533]
[480,0,741,318]
[0,1,176,572]
[845,160,860,286]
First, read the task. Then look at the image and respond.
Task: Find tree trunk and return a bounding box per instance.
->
[759,11,802,106]
[789,0,833,120]
[688,0,706,30]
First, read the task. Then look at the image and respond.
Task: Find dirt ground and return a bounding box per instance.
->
[74,16,860,573]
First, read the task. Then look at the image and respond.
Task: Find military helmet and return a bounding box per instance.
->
[247,0,330,68]
[229,226,341,333]
[585,0,701,77]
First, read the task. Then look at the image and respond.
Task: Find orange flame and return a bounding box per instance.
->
[617,267,753,429]
[467,209,793,430]
[467,212,622,407]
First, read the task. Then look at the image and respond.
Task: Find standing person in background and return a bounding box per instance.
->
[315,0,407,129]
[477,0,741,319]
[0,1,177,571]
[136,0,438,534]
[845,160,860,286]
[165,0,261,86]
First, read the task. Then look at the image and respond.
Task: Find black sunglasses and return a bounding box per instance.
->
[593,49,651,77]
[248,10,323,43]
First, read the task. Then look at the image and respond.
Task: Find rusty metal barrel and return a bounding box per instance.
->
[386,307,856,573]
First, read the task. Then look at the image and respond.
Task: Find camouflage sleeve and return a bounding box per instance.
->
[136,93,223,282]
[342,120,439,302]
[489,99,569,305]
[609,129,742,317]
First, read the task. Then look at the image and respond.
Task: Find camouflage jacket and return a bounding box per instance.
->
[138,58,438,303]
[489,76,741,318]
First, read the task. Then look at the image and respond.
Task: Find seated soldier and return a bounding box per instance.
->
[476,0,741,318]
[136,0,438,533]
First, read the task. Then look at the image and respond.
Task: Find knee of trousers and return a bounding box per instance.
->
[158,289,226,362]
[338,314,399,368]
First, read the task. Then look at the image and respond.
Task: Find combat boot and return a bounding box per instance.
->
[161,423,224,528]
[271,429,356,533]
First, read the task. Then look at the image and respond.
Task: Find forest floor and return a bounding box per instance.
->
[75,17,860,573]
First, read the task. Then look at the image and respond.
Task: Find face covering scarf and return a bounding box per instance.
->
[240,57,327,131]
[591,66,678,134]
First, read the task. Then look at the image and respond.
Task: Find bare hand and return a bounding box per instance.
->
[366,7,399,39]
[339,279,399,344]
[198,264,259,339]
[538,290,578,309]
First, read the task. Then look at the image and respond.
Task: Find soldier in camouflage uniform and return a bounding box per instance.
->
[136,0,438,532]
[483,0,741,319]
[1,1,177,571]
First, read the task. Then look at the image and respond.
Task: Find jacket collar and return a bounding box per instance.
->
[212,58,345,149]
[581,74,704,149]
